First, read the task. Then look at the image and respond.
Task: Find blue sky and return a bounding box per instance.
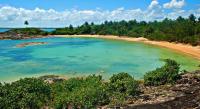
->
[0,0,199,11]
[0,0,151,10]
[0,0,200,27]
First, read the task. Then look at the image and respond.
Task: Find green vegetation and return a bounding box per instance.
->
[0,78,51,109]
[0,73,139,109]
[52,75,109,108]
[51,14,200,46]
[0,60,184,108]
[108,73,139,107]
[108,73,139,96]
[3,15,200,45]
[52,73,139,108]
[6,28,48,36]
[24,20,29,26]
[144,59,180,86]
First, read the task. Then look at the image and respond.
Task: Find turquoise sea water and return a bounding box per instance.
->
[0,37,199,82]
[0,28,10,33]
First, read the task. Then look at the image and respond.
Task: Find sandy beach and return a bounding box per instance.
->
[54,35,200,60]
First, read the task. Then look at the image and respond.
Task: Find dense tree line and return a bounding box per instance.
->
[51,14,200,46]
[0,59,181,109]
[4,14,199,45]
[5,28,48,36]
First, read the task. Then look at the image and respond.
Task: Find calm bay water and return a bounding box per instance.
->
[0,28,10,33]
[0,37,199,82]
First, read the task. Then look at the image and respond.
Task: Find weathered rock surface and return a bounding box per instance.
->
[0,32,47,40]
[127,70,200,109]
[39,75,66,83]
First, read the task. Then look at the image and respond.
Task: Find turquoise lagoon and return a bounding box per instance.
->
[0,37,199,82]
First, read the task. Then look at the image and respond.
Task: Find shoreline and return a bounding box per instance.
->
[54,35,200,60]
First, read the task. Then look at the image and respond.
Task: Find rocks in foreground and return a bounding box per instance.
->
[128,70,200,109]
[37,70,200,109]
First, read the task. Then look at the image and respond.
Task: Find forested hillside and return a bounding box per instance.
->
[52,14,200,46]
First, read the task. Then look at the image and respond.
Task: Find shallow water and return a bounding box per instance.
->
[0,37,199,82]
[0,28,10,33]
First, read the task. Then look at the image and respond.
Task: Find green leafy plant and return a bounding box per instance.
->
[52,75,109,109]
[0,78,51,109]
[108,73,139,106]
[144,59,180,86]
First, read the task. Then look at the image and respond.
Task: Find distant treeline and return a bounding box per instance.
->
[6,28,49,36]
[3,14,200,45]
[51,14,200,46]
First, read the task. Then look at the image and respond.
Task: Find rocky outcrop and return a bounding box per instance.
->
[128,70,200,109]
[39,75,66,83]
[0,31,48,40]
[37,71,200,109]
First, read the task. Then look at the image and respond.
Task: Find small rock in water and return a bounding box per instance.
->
[15,42,48,48]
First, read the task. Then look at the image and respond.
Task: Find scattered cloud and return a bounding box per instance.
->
[163,0,185,9]
[146,0,164,21]
[148,0,160,10]
[0,0,198,27]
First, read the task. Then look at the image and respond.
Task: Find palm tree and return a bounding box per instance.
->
[24,20,29,27]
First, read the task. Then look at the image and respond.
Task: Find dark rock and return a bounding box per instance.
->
[39,75,66,83]
[128,70,200,109]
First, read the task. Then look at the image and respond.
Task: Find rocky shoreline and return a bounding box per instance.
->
[127,70,200,109]
[39,70,200,109]
[0,32,48,40]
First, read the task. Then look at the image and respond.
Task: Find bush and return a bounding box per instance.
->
[52,75,109,109]
[144,59,180,86]
[109,73,139,96]
[108,73,139,106]
[0,83,3,109]
[0,78,51,109]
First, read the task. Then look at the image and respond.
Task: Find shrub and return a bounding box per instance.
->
[144,59,180,86]
[0,83,3,109]
[53,75,109,109]
[109,73,139,96]
[108,73,139,106]
[0,78,51,109]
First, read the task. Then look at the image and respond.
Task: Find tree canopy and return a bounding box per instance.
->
[24,20,29,26]
[51,14,200,46]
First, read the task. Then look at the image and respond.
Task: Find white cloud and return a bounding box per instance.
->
[148,0,160,10]
[163,0,185,9]
[0,6,146,27]
[146,0,164,21]
[0,1,198,27]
